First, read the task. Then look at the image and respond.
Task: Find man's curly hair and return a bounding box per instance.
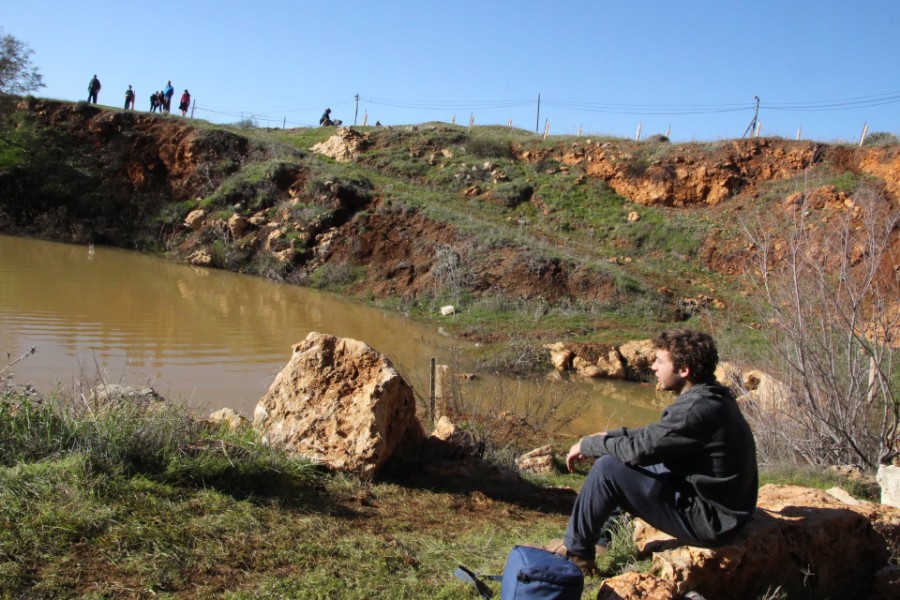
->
[653,329,719,382]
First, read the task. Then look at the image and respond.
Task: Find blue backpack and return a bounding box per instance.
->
[455,545,584,599]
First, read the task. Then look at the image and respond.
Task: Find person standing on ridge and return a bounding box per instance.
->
[163,81,174,113]
[87,75,101,104]
[124,85,135,110]
[179,89,191,117]
[535,329,758,575]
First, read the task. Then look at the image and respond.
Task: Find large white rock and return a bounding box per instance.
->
[253,332,425,477]
[877,464,900,508]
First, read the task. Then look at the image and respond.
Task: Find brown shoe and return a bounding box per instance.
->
[539,539,598,576]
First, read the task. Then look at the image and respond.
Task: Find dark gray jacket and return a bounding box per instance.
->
[581,381,758,543]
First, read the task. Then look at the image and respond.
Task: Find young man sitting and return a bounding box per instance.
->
[547,329,758,574]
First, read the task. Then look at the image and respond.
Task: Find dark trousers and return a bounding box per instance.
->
[88,92,98,104]
[564,455,704,559]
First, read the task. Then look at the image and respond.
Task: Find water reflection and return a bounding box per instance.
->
[0,235,661,433]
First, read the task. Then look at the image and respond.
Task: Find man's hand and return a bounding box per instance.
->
[566,440,584,472]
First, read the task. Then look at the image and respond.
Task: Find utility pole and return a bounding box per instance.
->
[536,94,540,133]
[354,94,359,126]
[742,96,760,138]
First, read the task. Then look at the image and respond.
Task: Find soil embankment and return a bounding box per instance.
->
[1,98,897,342]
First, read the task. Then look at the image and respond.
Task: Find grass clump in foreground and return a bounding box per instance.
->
[1,381,886,598]
[0,383,627,598]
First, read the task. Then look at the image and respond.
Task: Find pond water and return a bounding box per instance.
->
[0,234,664,434]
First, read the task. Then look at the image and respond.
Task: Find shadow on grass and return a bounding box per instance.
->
[377,443,577,516]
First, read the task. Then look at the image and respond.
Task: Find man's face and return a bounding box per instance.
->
[652,349,688,393]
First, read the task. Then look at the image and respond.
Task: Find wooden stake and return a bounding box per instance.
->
[635,122,642,141]
[542,118,550,140]
[362,111,368,126]
[451,114,455,125]
[665,125,671,139]
[469,113,475,130]
[796,127,802,141]
[429,357,436,422]
[754,121,761,138]
[577,124,582,136]
[859,123,869,147]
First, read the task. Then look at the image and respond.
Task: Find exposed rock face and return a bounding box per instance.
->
[310,128,370,162]
[631,484,899,599]
[253,332,425,477]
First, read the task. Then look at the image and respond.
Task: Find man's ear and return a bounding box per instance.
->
[677,365,691,380]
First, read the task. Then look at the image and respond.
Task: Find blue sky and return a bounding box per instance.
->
[4,1,898,141]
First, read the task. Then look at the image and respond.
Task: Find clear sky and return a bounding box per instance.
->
[4,1,898,142]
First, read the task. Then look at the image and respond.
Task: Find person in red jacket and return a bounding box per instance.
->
[179,90,191,117]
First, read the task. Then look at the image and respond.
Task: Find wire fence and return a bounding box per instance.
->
[184,91,899,142]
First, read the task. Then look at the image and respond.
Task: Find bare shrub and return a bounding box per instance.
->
[742,184,899,467]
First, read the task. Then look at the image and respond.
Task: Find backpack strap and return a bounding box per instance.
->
[453,565,501,599]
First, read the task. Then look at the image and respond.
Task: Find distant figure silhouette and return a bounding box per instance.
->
[320,108,335,126]
[87,75,101,104]
[179,89,191,117]
[163,81,174,113]
[124,85,135,110]
[150,91,161,113]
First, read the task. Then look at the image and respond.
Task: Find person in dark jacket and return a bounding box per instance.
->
[547,329,757,575]
[87,75,101,103]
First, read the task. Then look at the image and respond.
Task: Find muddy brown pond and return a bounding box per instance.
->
[0,235,663,435]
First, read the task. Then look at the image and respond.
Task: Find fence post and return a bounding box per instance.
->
[451,114,455,125]
[754,121,761,138]
[665,125,671,139]
[508,117,513,128]
[858,123,869,147]
[542,118,550,140]
[577,124,582,136]
[635,121,642,141]
[469,113,475,130]
[796,127,802,141]
[429,357,436,422]
[362,111,368,126]
[190,100,195,119]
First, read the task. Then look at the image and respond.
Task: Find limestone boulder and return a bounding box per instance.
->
[310,128,370,162]
[184,208,206,230]
[227,214,249,238]
[633,484,898,599]
[208,407,249,430]
[597,572,677,600]
[618,339,656,381]
[253,332,425,477]
[877,464,900,509]
[515,445,556,475]
[739,369,791,413]
[543,342,574,371]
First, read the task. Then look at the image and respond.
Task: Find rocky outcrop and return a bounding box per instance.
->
[311,128,370,162]
[253,332,425,477]
[556,138,824,207]
[624,484,900,599]
[545,339,656,382]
